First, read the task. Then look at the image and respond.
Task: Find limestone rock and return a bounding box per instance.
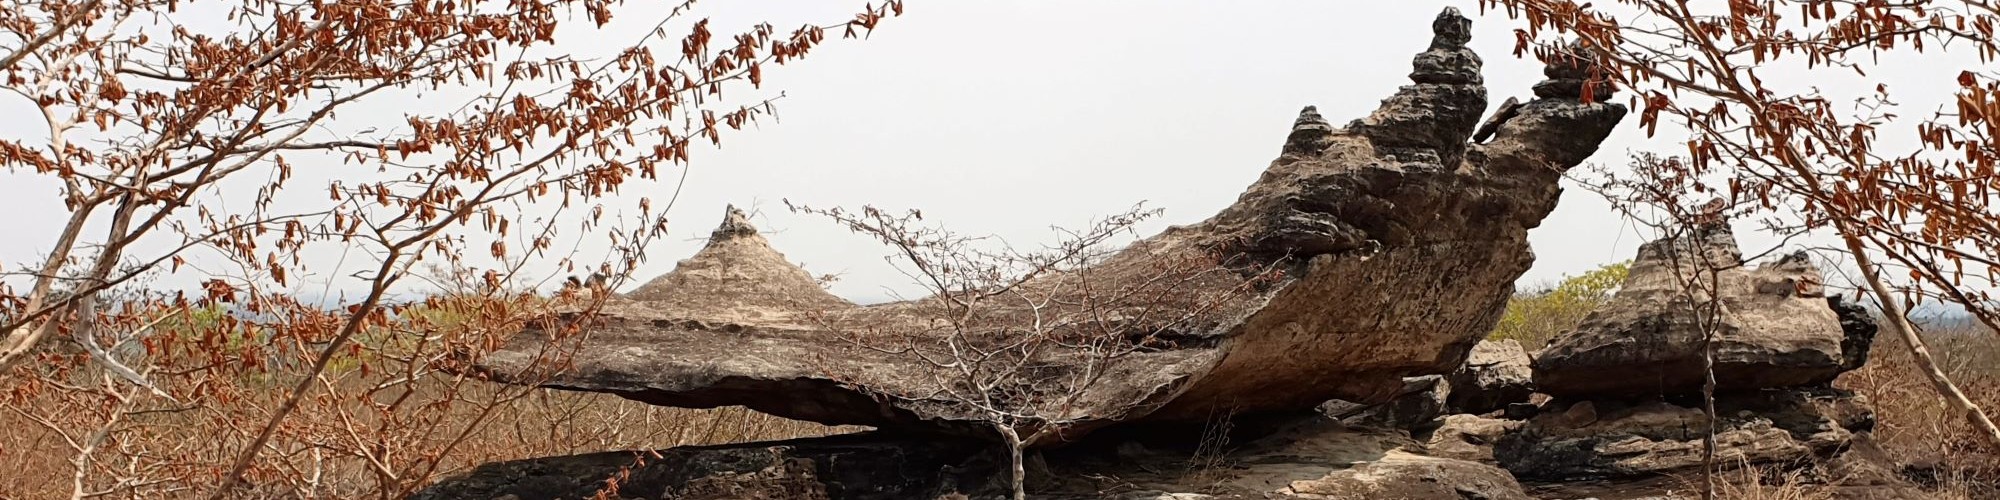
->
[465,7,1627,442]
[1447,339,1535,414]
[1533,224,1868,399]
[1493,388,1874,481]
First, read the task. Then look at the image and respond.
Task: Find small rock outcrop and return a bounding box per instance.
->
[1446,339,1535,414]
[1532,223,1867,398]
[465,6,1629,442]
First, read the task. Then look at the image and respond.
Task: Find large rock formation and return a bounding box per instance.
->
[1533,224,1870,398]
[465,7,1626,443]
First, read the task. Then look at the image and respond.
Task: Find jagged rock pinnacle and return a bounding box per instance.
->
[712,204,757,239]
[1284,106,1334,156]
[1533,40,1614,101]
[1431,7,1473,49]
[1411,7,1482,85]
[1349,6,1486,167]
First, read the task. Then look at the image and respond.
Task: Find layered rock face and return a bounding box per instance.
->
[1533,224,1872,398]
[466,7,1625,445]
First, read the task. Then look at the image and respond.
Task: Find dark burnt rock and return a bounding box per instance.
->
[1829,295,1880,373]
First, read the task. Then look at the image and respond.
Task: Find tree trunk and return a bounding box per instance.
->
[995,423,1026,500]
[1837,225,2000,448]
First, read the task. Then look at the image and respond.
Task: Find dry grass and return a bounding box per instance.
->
[0,374,840,499]
[0,293,849,500]
[1836,320,2000,495]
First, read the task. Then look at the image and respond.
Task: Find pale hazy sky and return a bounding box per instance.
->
[2,1,1972,304]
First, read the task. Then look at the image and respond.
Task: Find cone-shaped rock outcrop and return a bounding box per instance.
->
[620,205,852,324]
[466,7,1629,443]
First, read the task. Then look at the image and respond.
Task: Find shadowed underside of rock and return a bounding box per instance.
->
[417,416,1536,500]
[468,7,1627,442]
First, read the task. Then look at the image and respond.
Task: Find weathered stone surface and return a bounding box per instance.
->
[466,7,1627,442]
[1493,388,1874,481]
[1516,432,1929,500]
[1063,415,1534,500]
[1533,224,1869,398]
[1321,376,1450,430]
[1277,450,1531,500]
[1425,413,1522,463]
[1447,339,1535,414]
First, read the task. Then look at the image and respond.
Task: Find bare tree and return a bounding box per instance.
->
[791,202,1278,500]
[0,0,903,495]
[1484,0,2000,447]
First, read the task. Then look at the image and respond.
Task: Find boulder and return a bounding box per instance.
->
[1533,224,1872,399]
[1446,339,1535,414]
[465,7,1627,442]
[1492,388,1874,481]
[1425,413,1522,463]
